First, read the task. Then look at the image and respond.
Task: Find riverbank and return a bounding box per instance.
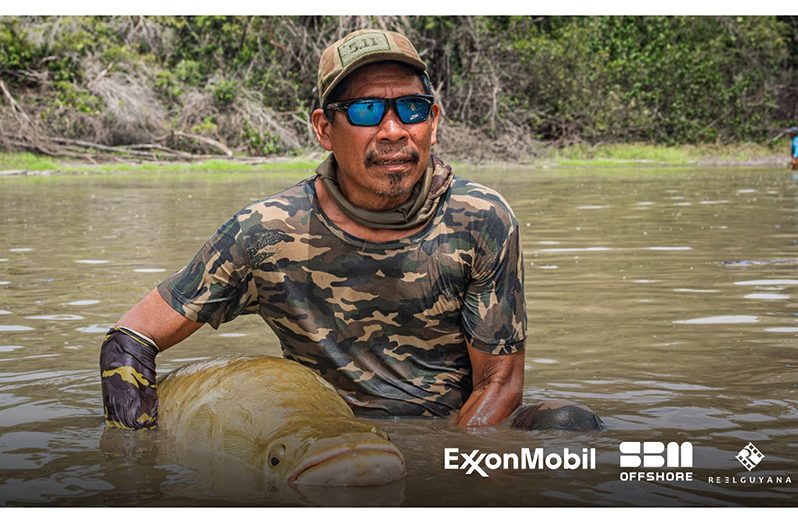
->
[0,142,790,176]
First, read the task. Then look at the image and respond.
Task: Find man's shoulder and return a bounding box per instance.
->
[446,175,519,229]
[233,176,315,227]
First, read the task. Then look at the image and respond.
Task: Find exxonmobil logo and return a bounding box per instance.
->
[444,447,596,477]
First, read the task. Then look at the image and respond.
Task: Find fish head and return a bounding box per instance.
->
[260,416,405,487]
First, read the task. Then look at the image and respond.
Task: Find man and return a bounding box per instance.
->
[789,127,798,170]
[100,29,526,431]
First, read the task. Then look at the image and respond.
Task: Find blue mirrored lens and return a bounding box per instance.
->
[347,100,386,126]
[396,97,431,124]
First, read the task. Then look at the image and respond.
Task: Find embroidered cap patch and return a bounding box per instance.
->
[337,32,392,67]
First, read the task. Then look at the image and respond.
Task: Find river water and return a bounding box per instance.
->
[0,165,796,507]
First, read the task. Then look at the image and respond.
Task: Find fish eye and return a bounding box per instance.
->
[268,444,285,468]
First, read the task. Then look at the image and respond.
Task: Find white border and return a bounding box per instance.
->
[1,1,797,16]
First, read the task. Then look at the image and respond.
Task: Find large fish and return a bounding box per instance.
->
[157,355,405,487]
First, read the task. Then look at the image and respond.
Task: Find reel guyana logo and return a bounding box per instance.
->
[618,441,694,482]
[707,442,792,485]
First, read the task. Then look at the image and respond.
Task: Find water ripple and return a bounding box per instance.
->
[734,279,798,286]
[65,300,100,306]
[26,314,85,321]
[674,315,759,325]
[0,325,34,332]
[540,247,612,253]
[76,324,113,334]
[744,293,789,300]
[0,354,59,363]
[75,259,109,265]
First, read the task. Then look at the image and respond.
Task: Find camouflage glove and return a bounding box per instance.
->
[100,327,159,430]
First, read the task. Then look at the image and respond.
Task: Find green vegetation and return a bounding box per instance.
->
[555,144,693,165]
[0,144,785,178]
[0,152,59,171]
[1,16,797,163]
[551,143,782,166]
[0,152,319,175]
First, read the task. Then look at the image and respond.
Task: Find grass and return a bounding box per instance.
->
[0,152,320,175]
[0,152,60,172]
[0,141,789,177]
[551,142,783,166]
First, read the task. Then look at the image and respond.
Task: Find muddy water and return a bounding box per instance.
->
[0,166,796,506]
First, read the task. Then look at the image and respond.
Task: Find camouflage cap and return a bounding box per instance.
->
[317,29,427,107]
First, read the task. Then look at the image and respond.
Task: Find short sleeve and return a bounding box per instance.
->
[157,215,258,329]
[461,217,527,355]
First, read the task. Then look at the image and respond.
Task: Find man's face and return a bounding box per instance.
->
[311,62,439,210]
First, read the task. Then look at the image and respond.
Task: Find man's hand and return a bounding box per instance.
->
[100,327,160,429]
[101,289,203,429]
[455,343,524,428]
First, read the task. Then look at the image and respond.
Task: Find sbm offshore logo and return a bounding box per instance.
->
[444,447,596,477]
[619,441,694,482]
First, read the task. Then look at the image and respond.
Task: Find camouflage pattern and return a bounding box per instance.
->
[100,327,159,429]
[157,157,526,418]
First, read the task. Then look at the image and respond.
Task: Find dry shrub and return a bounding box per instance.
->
[31,92,110,145]
[218,89,304,152]
[84,59,166,144]
[437,121,543,164]
[172,86,304,155]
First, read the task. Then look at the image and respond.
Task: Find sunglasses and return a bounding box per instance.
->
[325,95,435,127]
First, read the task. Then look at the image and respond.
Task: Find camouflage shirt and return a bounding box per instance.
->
[157,161,526,417]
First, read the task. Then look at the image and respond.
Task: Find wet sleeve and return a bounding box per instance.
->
[461,218,527,355]
[157,215,258,329]
[100,327,159,430]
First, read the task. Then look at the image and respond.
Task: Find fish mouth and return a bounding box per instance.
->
[288,442,405,486]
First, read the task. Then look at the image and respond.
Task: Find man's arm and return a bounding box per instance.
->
[100,289,203,430]
[455,343,524,428]
[101,211,255,429]
[115,288,203,350]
